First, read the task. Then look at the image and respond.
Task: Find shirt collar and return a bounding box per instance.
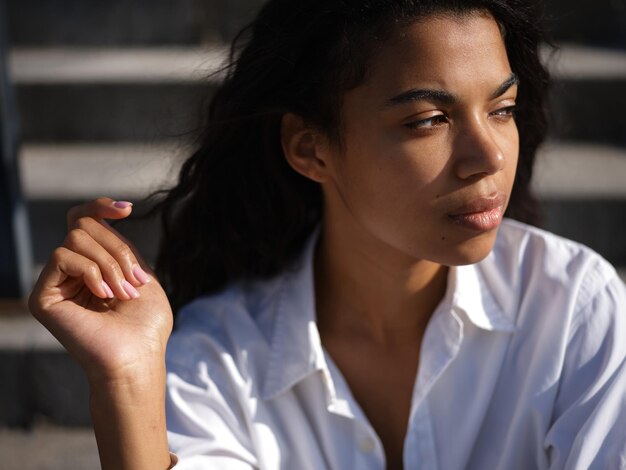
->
[260,228,516,400]
[261,228,325,400]
[449,258,516,333]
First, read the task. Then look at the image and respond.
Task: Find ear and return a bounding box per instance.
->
[281,113,332,183]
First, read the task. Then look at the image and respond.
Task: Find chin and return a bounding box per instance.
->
[433,230,499,267]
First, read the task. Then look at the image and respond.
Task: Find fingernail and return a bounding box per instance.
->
[132,265,151,284]
[102,281,115,299]
[113,201,133,209]
[122,279,141,299]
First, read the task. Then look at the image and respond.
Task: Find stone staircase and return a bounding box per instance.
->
[1,2,264,467]
[1,0,625,468]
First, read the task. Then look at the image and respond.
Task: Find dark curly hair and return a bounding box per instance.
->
[152,0,550,313]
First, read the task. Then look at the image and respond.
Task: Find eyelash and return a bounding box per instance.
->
[404,105,517,131]
[491,105,517,121]
[404,114,447,131]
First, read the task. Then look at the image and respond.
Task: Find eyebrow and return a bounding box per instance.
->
[383,73,519,109]
[490,73,520,99]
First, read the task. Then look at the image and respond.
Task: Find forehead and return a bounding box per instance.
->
[347,12,513,106]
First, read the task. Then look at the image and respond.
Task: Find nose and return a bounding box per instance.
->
[453,117,505,180]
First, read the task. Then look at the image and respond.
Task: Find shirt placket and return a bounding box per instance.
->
[404,307,464,469]
[323,357,386,470]
[353,420,385,470]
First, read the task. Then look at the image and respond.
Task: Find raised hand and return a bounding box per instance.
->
[29,197,173,469]
[29,197,173,383]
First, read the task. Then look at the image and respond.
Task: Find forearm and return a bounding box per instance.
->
[89,364,171,470]
[28,197,175,468]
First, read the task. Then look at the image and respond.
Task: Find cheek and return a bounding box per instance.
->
[337,141,447,240]
[398,139,450,181]
[503,129,520,182]
[370,128,448,174]
[502,122,520,155]
[345,140,445,207]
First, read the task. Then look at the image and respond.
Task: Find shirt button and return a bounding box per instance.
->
[359,437,376,453]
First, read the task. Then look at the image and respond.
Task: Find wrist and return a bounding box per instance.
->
[89,362,166,409]
[88,364,170,470]
[85,344,167,391]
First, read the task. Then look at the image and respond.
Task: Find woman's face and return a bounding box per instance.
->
[322,12,519,266]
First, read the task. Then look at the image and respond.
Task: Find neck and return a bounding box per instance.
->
[314,219,448,346]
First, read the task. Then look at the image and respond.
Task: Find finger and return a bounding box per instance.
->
[67,197,133,231]
[70,217,152,288]
[67,198,152,276]
[96,219,152,275]
[64,228,141,300]
[34,247,113,310]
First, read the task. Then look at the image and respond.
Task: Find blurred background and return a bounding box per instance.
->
[0,0,625,468]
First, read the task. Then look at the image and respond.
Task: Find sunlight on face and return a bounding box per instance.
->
[322,11,519,266]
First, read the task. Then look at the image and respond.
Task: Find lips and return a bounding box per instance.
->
[448,192,507,232]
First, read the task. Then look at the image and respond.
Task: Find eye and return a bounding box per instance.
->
[404,114,448,130]
[490,105,516,122]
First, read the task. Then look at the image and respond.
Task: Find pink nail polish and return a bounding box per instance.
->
[132,265,151,284]
[113,201,133,209]
[101,281,115,299]
[122,280,140,299]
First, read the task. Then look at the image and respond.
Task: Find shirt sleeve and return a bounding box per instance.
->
[544,273,626,469]
[166,355,258,470]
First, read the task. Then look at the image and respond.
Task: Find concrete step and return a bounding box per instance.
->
[5,0,266,47]
[0,305,90,427]
[8,47,221,142]
[5,0,222,46]
[9,47,228,85]
[19,142,176,264]
[533,144,626,266]
[532,143,626,198]
[19,142,183,200]
[9,45,626,143]
[551,79,626,147]
[547,45,626,79]
[14,44,624,84]
[544,0,626,49]
[545,45,626,146]
[5,0,625,49]
[0,424,98,470]
[13,81,211,143]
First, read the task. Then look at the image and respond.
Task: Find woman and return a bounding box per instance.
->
[29,0,626,469]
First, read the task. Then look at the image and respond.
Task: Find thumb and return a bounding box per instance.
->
[67,197,134,230]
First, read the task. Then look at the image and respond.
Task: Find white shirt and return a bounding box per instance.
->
[165,219,626,469]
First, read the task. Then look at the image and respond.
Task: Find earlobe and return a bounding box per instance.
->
[281,113,330,183]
